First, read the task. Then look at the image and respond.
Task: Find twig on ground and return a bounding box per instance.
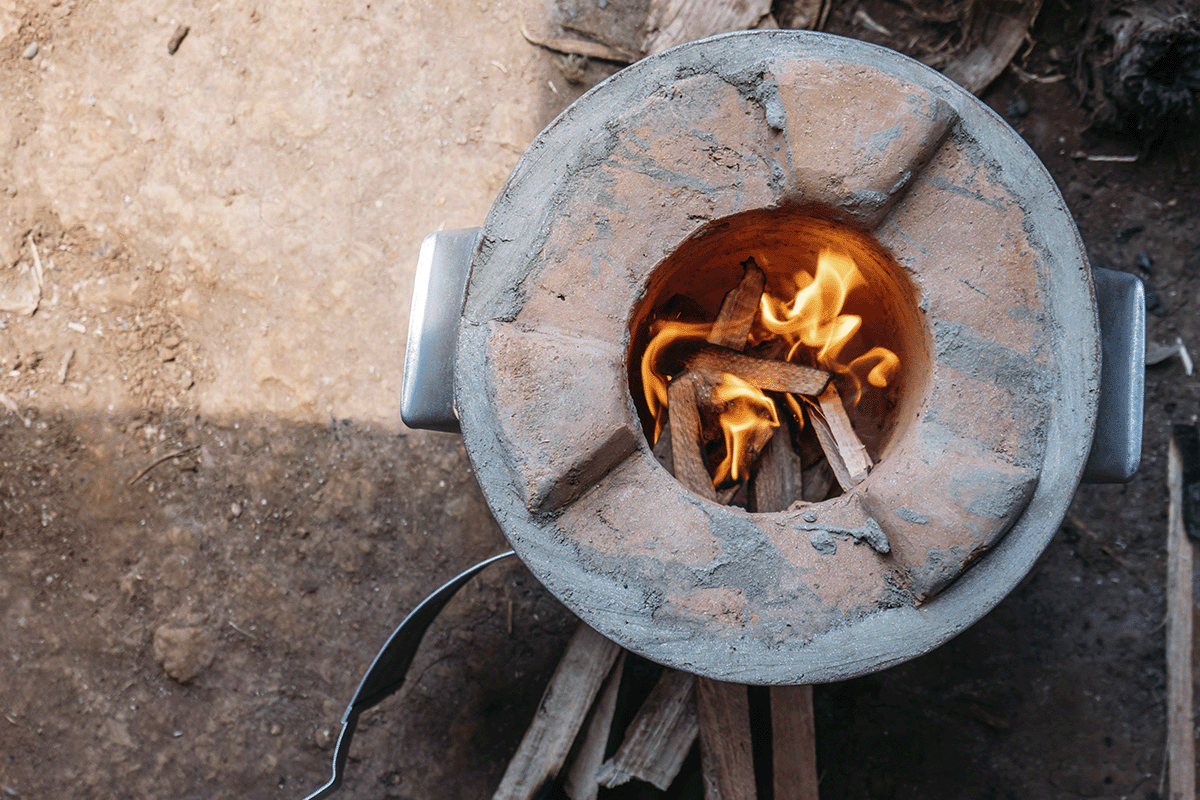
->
[128,445,201,486]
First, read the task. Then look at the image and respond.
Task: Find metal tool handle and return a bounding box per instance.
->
[301,550,516,800]
[401,228,481,433]
[1082,268,1145,483]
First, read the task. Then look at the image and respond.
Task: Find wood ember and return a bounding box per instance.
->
[667,373,716,502]
[707,258,766,350]
[564,652,626,800]
[696,677,758,800]
[685,344,830,397]
[491,625,621,800]
[596,668,699,791]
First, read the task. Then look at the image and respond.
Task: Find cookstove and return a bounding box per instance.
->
[401,30,1143,685]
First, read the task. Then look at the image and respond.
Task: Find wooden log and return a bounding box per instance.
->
[1167,426,1196,800]
[697,677,758,800]
[668,372,716,501]
[492,625,622,800]
[803,385,871,491]
[707,259,766,351]
[685,344,830,398]
[751,427,805,512]
[564,652,627,800]
[770,685,819,800]
[597,668,699,791]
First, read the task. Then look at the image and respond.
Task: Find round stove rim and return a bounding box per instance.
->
[453,30,1101,684]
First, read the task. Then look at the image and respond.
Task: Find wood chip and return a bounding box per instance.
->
[696,677,757,800]
[564,652,626,800]
[771,685,819,800]
[597,668,698,791]
[167,25,190,56]
[492,625,622,800]
[667,372,715,501]
[707,259,766,351]
[686,344,829,398]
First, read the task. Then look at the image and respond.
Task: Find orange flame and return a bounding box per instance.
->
[641,319,712,440]
[639,246,899,492]
[709,374,779,485]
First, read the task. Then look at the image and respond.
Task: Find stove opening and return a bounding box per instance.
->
[628,207,929,510]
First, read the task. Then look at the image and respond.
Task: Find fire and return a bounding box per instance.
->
[641,246,900,492]
[757,248,900,406]
[709,374,779,485]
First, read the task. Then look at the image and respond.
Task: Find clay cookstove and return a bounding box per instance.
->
[403,32,1144,684]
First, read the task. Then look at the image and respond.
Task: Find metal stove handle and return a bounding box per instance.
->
[1082,268,1145,483]
[401,228,480,433]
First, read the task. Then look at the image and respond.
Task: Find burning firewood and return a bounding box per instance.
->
[685,344,830,397]
[667,372,717,502]
[707,258,766,349]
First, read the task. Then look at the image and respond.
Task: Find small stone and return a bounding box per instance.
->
[269,723,282,736]
[810,530,837,555]
[314,727,333,749]
[158,347,176,362]
[1134,250,1152,272]
[801,510,818,523]
[152,625,214,683]
[22,42,38,59]
[230,502,241,518]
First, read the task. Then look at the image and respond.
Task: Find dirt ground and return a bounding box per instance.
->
[0,0,1197,798]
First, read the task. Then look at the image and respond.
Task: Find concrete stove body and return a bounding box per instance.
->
[401,31,1144,684]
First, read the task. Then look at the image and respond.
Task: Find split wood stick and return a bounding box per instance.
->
[707,258,765,350]
[803,385,871,491]
[564,652,627,800]
[686,344,830,397]
[752,423,818,800]
[770,685,819,800]
[597,668,699,790]
[668,372,716,501]
[492,625,622,800]
[696,677,758,800]
[1166,426,1196,800]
